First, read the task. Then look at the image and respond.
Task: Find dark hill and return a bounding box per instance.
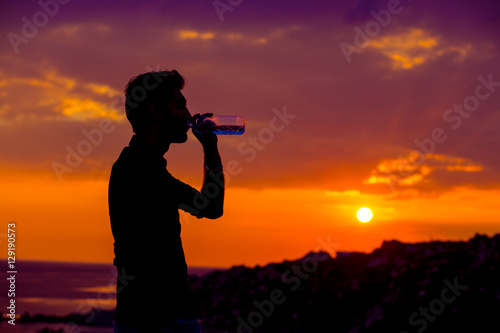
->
[190,233,500,333]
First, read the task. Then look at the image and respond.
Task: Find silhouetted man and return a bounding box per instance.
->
[109,70,224,333]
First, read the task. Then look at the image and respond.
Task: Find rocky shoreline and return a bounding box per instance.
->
[190,233,500,332]
[2,234,499,333]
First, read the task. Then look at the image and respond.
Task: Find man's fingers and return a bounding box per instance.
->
[191,113,201,124]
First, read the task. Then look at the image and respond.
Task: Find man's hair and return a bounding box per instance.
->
[124,70,185,134]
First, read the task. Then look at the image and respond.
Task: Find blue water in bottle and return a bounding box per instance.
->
[189,115,245,135]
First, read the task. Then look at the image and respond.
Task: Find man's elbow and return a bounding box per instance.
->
[204,207,223,219]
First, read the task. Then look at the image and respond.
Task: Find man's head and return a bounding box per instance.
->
[124,70,191,144]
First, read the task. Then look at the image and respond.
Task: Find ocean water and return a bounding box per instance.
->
[0,260,220,333]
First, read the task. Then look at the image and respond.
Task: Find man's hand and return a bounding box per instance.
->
[191,113,218,150]
[191,113,222,171]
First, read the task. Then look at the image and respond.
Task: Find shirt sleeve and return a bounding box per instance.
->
[167,170,224,219]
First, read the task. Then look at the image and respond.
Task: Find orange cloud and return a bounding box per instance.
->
[0,70,125,124]
[365,153,482,187]
[49,23,112,40]
[58,98,124,121]
[178,30,215,40]
[367,28,472,69]
[84,83,121,98]
[176,26,302,45]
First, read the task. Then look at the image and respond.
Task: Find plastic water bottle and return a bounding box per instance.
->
[189,115,245,135]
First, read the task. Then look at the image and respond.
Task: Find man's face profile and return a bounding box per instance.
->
[156,89,192,144]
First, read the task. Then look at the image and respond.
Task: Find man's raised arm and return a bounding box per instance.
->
[185,119,225,219]
[199,142,225,218]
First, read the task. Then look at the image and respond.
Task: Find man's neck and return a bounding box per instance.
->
[135,132,170,156]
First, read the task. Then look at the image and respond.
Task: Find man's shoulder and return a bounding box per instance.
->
[111,146,132,168]
[110,146,147,180]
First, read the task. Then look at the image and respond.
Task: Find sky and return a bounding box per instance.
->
[0,0,499,268]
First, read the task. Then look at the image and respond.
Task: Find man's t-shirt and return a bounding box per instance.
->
[108,135,209,329]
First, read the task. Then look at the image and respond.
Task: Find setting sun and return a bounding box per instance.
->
[357,208,373,223]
